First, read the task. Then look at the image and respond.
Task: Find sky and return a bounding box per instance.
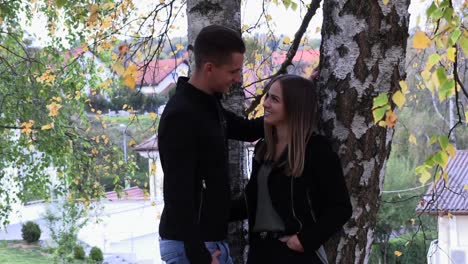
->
[23,0,433,48]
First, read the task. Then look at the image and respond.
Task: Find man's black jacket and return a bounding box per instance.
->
[158,77,263,263]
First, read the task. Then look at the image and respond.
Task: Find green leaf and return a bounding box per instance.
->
[434,151,449,169]
[438,79,455,101]
[425,53,440,71]
[426,2,437,18]
[439,0,450,8]
[460,36,468,56]
[435,67,447,85]
[283,0,291,9]
[438,135,449,149]
[442,7,453,22]
[449,29,461,46]
[291,1,298,11]
[416,165,431,185]
[432,8,444,21]
[56,0,67,8]
[373,93,389,109]
[424,153,436,167]
[373,106,390,123]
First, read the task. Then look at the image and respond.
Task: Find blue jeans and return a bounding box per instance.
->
[159,239,233,264]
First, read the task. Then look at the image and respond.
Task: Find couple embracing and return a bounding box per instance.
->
[157,25,352,264]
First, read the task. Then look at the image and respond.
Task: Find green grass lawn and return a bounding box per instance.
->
[0,241,53,264]
[0,241,87,264]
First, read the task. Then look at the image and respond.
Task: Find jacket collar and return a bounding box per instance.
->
[176,77,222,104]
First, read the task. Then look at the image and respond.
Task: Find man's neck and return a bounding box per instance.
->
[188,73,213,95]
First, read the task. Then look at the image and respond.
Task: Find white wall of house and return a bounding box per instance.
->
[140,63,189,95]
[136,150,163,203]
[431,215,468,264]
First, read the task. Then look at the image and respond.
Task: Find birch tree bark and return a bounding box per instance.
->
[318,1,410,263]
[186,1,247,263]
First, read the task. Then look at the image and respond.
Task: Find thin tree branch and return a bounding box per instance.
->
[245,0,322,115]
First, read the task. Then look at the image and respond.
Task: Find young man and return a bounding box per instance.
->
[158,25,263,264]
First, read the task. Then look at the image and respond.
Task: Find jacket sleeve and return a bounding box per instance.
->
[158,110,211,264]
[297,138,352,252]
[223,109,264,142]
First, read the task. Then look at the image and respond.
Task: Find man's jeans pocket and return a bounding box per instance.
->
[159,240,189,264]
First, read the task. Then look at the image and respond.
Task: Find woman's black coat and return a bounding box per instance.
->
[231,134,352,253]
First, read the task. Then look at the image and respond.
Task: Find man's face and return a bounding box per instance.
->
[207,52,244,94]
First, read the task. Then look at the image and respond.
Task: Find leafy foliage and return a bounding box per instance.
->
[89,246,103,263]
[73,245,86,260]
[21,221,41,243]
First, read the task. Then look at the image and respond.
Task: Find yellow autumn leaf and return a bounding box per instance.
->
[112,62,125,76]
[315,27,321,33]
[20,120,35,135]
[383,0,390,5]
[378,120,386,127]
[392,91,406,108]
[394,251,402,257]
[123,104,128,110]
[103,2,115,9]
[149,112,157,120]
[124,75,136,90]
[47,102,62,117]
[265,14,272,21]
[150,161,157,174]
[413,31,431,49]
[444,171,449,183]
[129,139,137,147]
[385,110,398,128]
[448,212,453,219]
[399,80,408,94]
[446,143,456,157]
[421,70,431,81]
[447,47,456,62]
[159,0,165,3]
[176,43,184,51]
[409,133,417,145]
[464,184,468,190]
[123,64,138,90]
[282,36,291,45]
[41,123,54,130]
[255,54,262,61]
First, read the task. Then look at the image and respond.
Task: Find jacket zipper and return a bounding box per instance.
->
[290,176,303,231]
[198,179,206,223]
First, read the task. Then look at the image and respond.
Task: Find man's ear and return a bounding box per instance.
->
[203,62,214,74]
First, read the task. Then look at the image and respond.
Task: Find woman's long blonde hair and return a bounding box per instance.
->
[261,74,318,177]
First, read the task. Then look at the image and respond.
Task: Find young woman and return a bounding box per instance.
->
[231,74,352,264]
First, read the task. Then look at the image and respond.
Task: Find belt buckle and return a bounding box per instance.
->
[260,231,267,239]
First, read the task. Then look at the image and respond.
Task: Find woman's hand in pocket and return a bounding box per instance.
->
[279,234,304,252]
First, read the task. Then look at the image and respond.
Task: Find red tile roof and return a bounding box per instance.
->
[106,186,146,201]
[133,134,158,152]
[417,150,468,215]
[138,53,188,86]
[271,49,320,65]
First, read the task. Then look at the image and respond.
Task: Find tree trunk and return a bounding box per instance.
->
[318,1,410,263]
[186,1,247,263]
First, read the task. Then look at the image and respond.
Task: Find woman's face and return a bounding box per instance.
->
[263,80,287,126]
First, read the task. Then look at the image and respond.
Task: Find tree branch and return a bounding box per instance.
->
[245,0,322,115]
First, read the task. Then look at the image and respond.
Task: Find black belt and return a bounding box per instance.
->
[251,231,286,240]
